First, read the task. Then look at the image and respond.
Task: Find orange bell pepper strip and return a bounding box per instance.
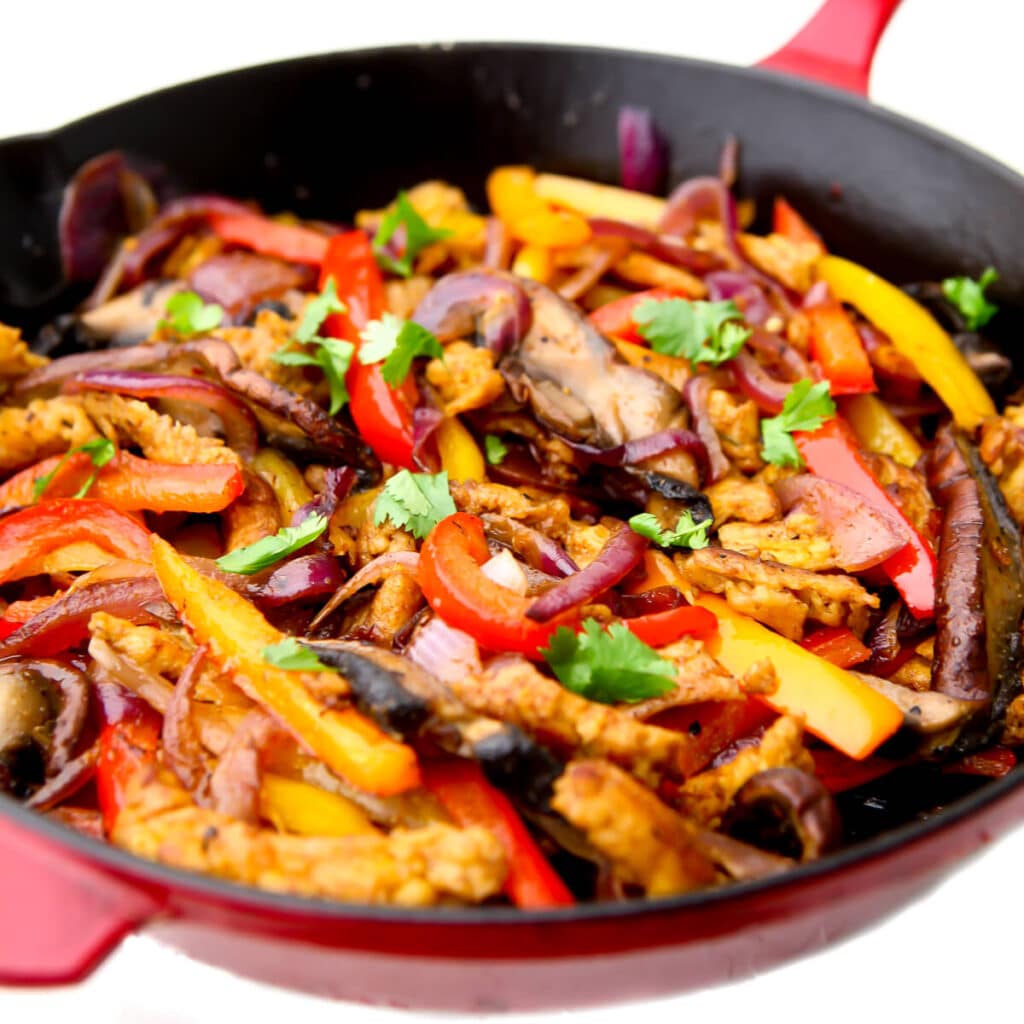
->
[800,626,871,669]
[817,254,995,430]
[418,513,576,657]
[208,212,329,265]
[805,300,876,395]
[422,759,574,909]
[624,604,718,647]
[0,499,151,586]
[0,451,243,513]
[772,197,825,253]
[795,417,936,619]
[588,286,683,344]
[486,167,591,249]
[320,231,418,469]
[693,593,904,760]
[151,536,421,796]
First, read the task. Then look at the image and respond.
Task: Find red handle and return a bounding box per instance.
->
[0,814,161,985]
[757,0,903,96]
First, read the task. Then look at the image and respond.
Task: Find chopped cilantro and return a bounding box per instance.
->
[760,379,836,468]
[358,313,444,387]
[632,297,751,366]
[942,267,999,331]
[215,513,328,574]
[629,509,711,550]
[484,434,509,466]
[32,437,116,501]
[541,619,677,704]
[373,469,455,539]
[372,192,453,278]
[158,290,224,337]
[261,637,330,671]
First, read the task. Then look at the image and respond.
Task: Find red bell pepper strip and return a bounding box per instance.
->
[95,683,162,836]
[208,213,329,265]
[0,619,18,641]
[944,747,1018,779]
[772,197,825,253]
[319,231,418,469]
[800,626,871,669]
[0,499,151,586]
[655,697,776,776]
[418,513,576,657]
[805,300,876,395]
[624,603,718,646]
[809,747,898,794]
[0,451,244,513]
[795,418,936,619]
[422,759,574,909]
[588,286,684,344]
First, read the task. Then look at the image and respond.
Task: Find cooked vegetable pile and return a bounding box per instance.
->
[0,118,1021,909]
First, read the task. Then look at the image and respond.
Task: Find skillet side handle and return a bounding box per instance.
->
[757,0,903,96]
[0,814,161,985]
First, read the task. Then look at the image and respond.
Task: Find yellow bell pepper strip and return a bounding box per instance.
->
[795,418,936,619]
[259,773,379,837]
[435,416,486,482]
[250,448,314,522]
[840,393,922,468]
[533,172,667,230]
[693,594,904,760]
[150,536,421,796]
[816,255,995,429]
[510,243,554,283]
[486,167,591,248]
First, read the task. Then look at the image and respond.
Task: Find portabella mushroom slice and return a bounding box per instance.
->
[851,672,976,735]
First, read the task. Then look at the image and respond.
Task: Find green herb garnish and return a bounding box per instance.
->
[372,470,455,540]
[942,267,999,331]
[215,513,328,574]
[32,437,116,501]
[760,379,836,468]
[633,297,751,367]
[629,509,712,550]
[372,192,453,278]
[358,313,444,387]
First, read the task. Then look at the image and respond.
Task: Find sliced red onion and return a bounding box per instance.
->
[659,176,740,250]
[683,375,730,482]
[480,550,529,595]
[65,369,259,457]
[0,577,169,657]
[290,466,356,527]
[12,343,173,397]
[25,746,99,812]
[705,270,771,326]
[406,615,482,684]
[618,106,666,194]
[189,251,307,319]
[588,219,724,276]
[480,513,579,578]
[803,280,831,308]
[718,135,739,188]
[412,406,444,469]
[618,586,685,618]
[526,524,648,623]
[746,327,813,382]
[483,217,513,271]
[309,551,421,630]
[729,349,790,414]
[412,270,532,356]
[162,645,208,791]
[35,660,91,776]
[256,553,346,607]
[208,711,282,823]
[567,427,710,486]
[775,475,908,571]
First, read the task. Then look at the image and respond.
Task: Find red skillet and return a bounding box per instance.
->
[2,0,1023,1010]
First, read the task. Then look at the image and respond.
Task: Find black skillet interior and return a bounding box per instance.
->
[0,41,1021,846]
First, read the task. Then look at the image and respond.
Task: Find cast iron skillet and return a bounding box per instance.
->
[2,2,1024,1011]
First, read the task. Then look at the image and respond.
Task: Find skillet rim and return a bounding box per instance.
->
[2,39,1023,926]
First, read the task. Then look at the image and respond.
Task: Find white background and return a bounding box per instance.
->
[2,1,1022,1021]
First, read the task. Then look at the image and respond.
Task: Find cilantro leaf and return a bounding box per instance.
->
[215,513,328,574]
[294,277,346,344]
[32,437,116,501]
[262,637,330,671]
[760,379,836,468]
[484,434,508,466]
[633,298,751,366]
[629,509,711,550]
[373,470,455,539]
[358,314,443,387]
[273,337,354,415]
[373,192,453,278]
[158,290,224,337]
[942,267,999,331]
[541,619,677,704]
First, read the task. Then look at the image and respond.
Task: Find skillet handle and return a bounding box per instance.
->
[757,0,903,96]
[0,813,161,985]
